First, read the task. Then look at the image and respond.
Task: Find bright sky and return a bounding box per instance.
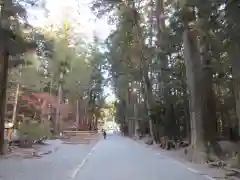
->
[27,0,113,39]
[27,0,116,103]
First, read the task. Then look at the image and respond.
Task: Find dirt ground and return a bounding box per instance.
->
[1,140,62,159]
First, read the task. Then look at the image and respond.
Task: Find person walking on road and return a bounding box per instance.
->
[103,129,107,139]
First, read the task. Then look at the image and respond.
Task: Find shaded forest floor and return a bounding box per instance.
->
[134,137,240,180]
[1,140,62,159]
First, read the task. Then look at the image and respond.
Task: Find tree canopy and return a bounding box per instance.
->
[90,0,240,166]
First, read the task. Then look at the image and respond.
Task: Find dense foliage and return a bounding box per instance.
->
[92,0,240,166]
[0,0,105,153]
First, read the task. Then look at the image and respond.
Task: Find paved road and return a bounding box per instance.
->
[0,140,96,180]
[0,135,215,180]
[74,135,213,180]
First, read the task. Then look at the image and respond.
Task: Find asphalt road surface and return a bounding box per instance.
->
[0,135,215,180]
[73,135,214,180]
[0,140,95,180]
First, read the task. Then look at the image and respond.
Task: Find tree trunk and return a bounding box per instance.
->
[135,24,154,140]
[156,0,167,97]
[142,69,154,140]
[200,36,217,146]
[0,48,9,154]
[76,99,79,130]
[123,3,155,140]
[228,45,240,167]
[12,83,19,126]
[55,83,62,134]
[183,28,205,158]
[126,87,133,137]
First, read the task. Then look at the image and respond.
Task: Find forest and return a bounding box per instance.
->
[91,0,240,168]
[0,0,105,154]
[0,0,240,171]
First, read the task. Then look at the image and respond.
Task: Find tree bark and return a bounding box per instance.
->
[199,36,217,145]
[228,45,240,167]
[156,0,167,97]
[76,99,79,130]
[141,67,155,140]
[183,28,205,153]
[55,83,62,134]
[0,49,9,154]
[12,83,19,126]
